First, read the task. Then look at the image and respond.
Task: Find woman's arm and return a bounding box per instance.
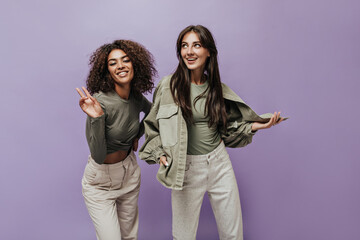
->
[222,99,285,148]
[85,114,107,164]
[76,87,107,164]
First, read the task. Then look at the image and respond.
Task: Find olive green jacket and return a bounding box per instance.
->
[139,75,277,190]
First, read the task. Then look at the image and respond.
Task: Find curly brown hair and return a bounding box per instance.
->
[86,40,156,98]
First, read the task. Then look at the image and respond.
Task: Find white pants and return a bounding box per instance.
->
[172,142,243,240]
[82,151,141,240]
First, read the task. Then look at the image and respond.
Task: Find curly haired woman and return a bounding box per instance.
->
[76,39,156,240]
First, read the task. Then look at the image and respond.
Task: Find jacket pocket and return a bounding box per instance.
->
[156,104,178,147]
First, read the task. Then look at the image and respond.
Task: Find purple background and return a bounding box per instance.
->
[1,0,359,239]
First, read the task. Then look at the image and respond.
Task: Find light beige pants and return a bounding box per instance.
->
[82,151,141,240]
[172,142,243,240]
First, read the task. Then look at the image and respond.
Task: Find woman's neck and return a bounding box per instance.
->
[190,68,205,85]
[114,83,131,100]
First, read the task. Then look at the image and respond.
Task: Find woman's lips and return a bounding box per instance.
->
[117,71,128,77]
[186,58,197,64]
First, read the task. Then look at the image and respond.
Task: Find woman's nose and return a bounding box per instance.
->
[117,61,124,69]
[187,46,194,55]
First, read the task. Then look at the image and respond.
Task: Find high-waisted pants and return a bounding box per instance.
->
[82,151,140,240]
[172,141,243,240]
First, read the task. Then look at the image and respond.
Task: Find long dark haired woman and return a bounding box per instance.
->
[140,25,285,240]
[76,39,156,240]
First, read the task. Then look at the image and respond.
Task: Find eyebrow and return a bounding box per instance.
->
[108,55,129,62]
[182,41,201,45]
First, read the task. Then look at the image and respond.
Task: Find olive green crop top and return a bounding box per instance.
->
[86,90,152,164]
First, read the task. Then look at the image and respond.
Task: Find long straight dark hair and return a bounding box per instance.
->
[170,25,227,129]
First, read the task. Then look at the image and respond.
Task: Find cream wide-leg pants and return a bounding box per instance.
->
[82,151,141,240]
[172,142,243,240]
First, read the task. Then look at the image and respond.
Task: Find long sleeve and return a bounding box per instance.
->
[85,106,107,164]
[222,120,255,148]
[221,100,256,148]
[139,83,166,164]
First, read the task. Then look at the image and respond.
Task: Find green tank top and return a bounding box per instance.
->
[187,81,221,155]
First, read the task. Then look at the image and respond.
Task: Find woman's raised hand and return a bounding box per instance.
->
[251,111,284,131]
[76,87,104,118]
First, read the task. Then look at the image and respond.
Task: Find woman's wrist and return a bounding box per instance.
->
[90,112,104,119]
[251,122,259,131]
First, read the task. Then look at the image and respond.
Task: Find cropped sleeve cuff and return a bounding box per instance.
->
[246,123,257,136]
[89,114,105,123]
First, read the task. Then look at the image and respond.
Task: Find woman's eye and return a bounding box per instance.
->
[123,59,130,63]
[182,44,188,49]
[109,62,116,66]
[194,44,201,48]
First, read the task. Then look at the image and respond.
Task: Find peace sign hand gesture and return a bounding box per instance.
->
[75,87,104,118]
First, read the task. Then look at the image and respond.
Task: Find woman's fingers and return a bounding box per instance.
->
[266,114,276,127]
[82,86,92,98]
[159,156,169,167]
[253,111,284,131]
[276,112,281,122]
[276,116,284,125]
[79,97,87,105]
[76,88,86,98]
[271,112,284,127]
[274,112,279,123]
[273,112,282,125]
[272,112,278,125]
[76,87,93,106]
[76,87,98,107]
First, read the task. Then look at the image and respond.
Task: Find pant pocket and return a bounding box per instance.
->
[83,162,99,184]
[83,162,110,187]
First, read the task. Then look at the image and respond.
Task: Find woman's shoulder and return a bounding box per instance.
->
[153,74,172,97]
[92,90,107,98]
[92,91,109,100]
[92,90,117,107]
[157,74,172,89]
[151,74,175,104]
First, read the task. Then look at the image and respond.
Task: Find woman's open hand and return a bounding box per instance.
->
[76,87,104,118]
[251,112,284,131]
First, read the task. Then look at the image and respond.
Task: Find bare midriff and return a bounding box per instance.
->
[103,149,130,164]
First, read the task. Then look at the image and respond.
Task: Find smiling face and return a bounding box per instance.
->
[107,49,134,88]
[181,31,210,73]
